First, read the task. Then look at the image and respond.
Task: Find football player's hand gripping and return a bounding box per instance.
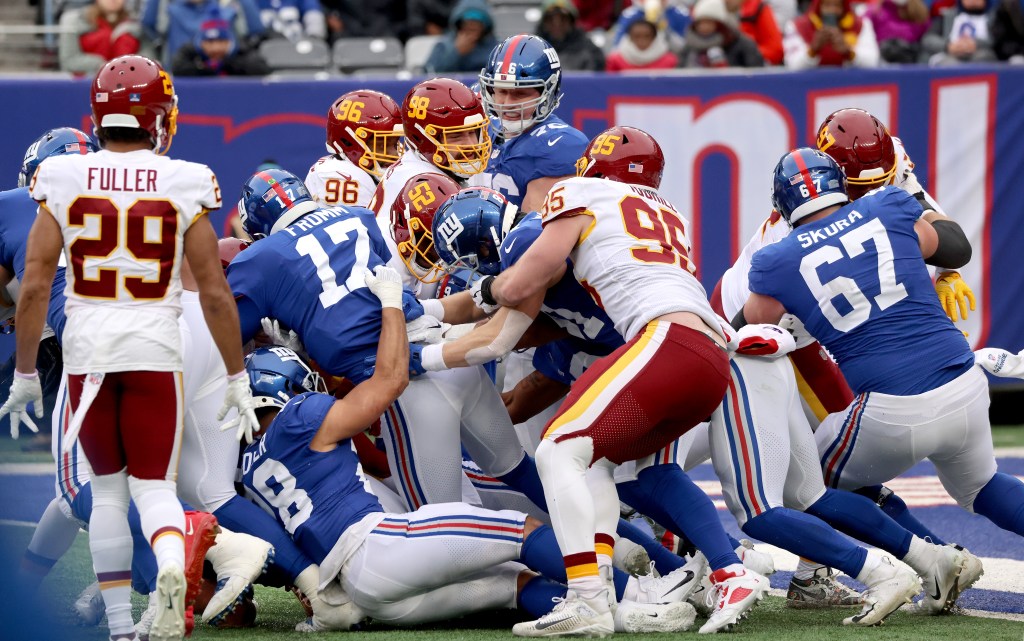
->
[219,372,261,444]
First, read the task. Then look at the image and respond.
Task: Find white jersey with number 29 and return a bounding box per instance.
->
[541,177,719,341]
[29,149,220,374]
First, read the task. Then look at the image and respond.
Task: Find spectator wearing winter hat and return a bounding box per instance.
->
[783,0,880,67]
[613,1,690,53]
[606,9,680,71]
[170,12,271,75]
[724,0,784,63]
[537,0,606,70]
[256,0,326,42]
[867,0,930,62]
[681,0,766,66]
[922,0,996,63]
[142,0,264,65]
[992,0,1024,61]
[424,0,498,73]
[59,0,145,75]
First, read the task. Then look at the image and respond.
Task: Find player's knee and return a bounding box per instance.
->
[90,471,130,511]
[535,437,591,478]
[127,476,176,501]
[523,516,544,538]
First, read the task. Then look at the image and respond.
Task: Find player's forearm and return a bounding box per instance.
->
[200,285,246,375]
[13,283,49,373]
[422,291,487,325]
[371,307,409,398]
[491,267,544,308]
[506,370,570,424]
[927,219,972,269]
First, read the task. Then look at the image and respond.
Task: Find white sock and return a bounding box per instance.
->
[90,472,135,638]
[294,564,320,600]
[569,575,606,602]
[901,536,935,575]
[129,477,185,570]
[855,553,892,585]
[794,558,823,581]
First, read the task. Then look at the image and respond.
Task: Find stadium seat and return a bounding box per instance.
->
[492,7,543,40]
[333,37,403,74]
[259,38,330,71]
[404,34,441,72]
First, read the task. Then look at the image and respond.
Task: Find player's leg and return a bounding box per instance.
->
[456,365,548,512]
[70,372,139,640]
[120,370,188,641]
[462,457,548,520]
[364,563,524,624]
[931,367,1024,535]
[380,373,465,510]
[342,503,529,606]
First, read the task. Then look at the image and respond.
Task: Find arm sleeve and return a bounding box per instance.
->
[194,166,222,215]
[747,249,776,297]
[28,159,51,206]
[533,341,576,386]
[46,268,68,344]
[499,224,540,271]
[235,295,264,344]
[532,135,588,184]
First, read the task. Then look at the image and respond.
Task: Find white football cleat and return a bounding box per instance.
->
[513,590,614,638]
[914,544,983,615]
[614,599,696,633]
[698,567,769,634]
[149,563,186,641]
[72,581,104,627]
[736,539,775,576]
[201,528,273,624]
[633,553,706,604]
[843,557,920,626]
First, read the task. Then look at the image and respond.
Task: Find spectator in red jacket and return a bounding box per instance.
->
[59,0,143,75]
[726,0,784,63]
[606,9,679,70]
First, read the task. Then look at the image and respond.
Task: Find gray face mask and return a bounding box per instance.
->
[687,29,725,51]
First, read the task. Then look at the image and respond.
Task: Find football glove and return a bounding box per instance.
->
[0,370,42,439]
[406,315,446,345]
[733,324,796,359]
[935,271,976,323]
[470,276,499,315]
[408,343,427,376]
[218,372,260,444]
[260,317,304,354]
[364,266,404,309]
[403,290,424,321]
[975,348,1024,379]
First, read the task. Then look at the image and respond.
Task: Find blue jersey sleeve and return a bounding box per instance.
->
[874,186,925,226]
[747,245,783,299]
[266,392,335,446]
[499,215,542,271]
[533,340,577,386]
[527,126,588,185]
[350,206,392,264]
[46,268,67,343]
[227,246,271,343]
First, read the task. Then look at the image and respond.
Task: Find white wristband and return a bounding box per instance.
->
[421,298,445,322]
[421,343,448,371]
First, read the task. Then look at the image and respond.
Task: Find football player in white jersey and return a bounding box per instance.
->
[1,55,258,641]
[304,89,403,209]
[416,127,769,635]
[368,78,491,258]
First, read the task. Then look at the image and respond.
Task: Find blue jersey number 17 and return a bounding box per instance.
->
[295,217,371,309]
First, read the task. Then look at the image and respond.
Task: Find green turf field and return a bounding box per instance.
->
[4,525,1020,641]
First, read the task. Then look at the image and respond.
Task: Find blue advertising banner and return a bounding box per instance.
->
[1,66,1020,356]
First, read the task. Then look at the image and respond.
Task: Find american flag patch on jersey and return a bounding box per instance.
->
[628,162,642,173]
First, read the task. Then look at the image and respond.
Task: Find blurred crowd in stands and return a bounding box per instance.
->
[28,0,1024,76]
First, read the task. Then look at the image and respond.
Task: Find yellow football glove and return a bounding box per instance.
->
[935,271,976,322]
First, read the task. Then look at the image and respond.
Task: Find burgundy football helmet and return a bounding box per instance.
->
[816,108,896,199]
[91,55,178,153]
[401,78,491,179]
[326,89,403,179]
[391,172,462,283]
[575,126,665,190]
[218,237,250,271]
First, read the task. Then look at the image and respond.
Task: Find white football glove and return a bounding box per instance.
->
[470,276,499,315]
[733,323,797,359]
[406,315,447,344]
[363,265,404,309]
[261,317,304,354]
[975,348,1024,379]
[0,370,43,439]
[218,372,260,444]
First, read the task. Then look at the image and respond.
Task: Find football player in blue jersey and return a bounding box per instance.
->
[472,35,589,215]
[240,331,700,632]
[745,148,1024,604]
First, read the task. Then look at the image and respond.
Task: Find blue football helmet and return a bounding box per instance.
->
[244,346,326,410]
[18,128,98,188]
[432,188,518,276]
[771,147,849,226]
[239,168,314,240]
[479,35,562,138]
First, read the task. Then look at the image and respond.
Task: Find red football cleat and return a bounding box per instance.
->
[183,511,219,605]
[185,605,195,637]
